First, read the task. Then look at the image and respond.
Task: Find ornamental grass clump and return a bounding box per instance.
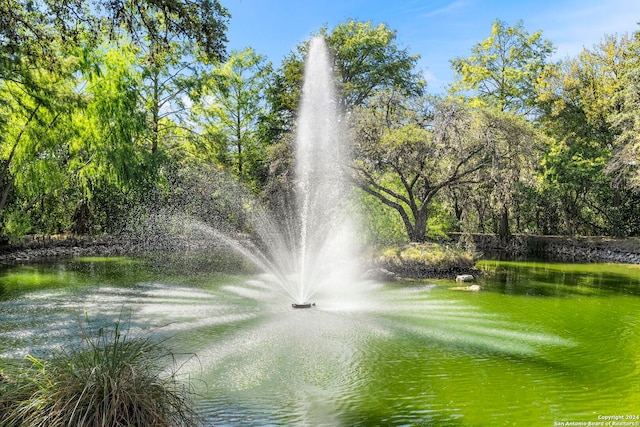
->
[0,319,200,427]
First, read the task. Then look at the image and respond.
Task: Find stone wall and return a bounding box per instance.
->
[2,233,640,265]
[449,233,640,264]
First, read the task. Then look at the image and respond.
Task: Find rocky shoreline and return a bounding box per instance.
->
[1,233,639,268]
[448,233,640,264]
[0,234,222,264]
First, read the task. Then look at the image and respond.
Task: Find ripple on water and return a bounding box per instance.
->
[2,263,639,425]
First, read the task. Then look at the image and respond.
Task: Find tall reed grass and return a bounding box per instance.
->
[0,318,200,426]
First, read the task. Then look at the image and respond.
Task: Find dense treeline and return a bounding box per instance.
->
[1,1,639,243]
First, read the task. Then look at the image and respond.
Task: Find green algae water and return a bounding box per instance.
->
[1,256,639,426]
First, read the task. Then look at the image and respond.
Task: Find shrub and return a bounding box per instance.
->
[375,242,477,278]
[0,319,200,427]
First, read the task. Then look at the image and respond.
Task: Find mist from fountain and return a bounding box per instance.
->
[134,36,359,306]
[163,36,359,306]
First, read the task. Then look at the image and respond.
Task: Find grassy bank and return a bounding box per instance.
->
[371,242,479,279]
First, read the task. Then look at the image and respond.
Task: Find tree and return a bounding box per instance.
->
[0,0,97,79]
[0,49,86,236]
[536,34,637,236]
[326,20,424,111]
[0,0,231,238]
[0,39,158,237]
[112,0,230,156]
[450,19,554,237]
[609,29,640,192]
[189,48,273,189]
[350,94,489,242]
[450,19,554,114]
[72,42,155,233]
[266,20,424,136]
[477,107,544,236]
[102,0,229,62]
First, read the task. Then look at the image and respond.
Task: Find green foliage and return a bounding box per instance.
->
[2,210,32,240]
[268,19,425,132]
[0,0,227,239]
[534,33,636,236]
[358,192,407,245]
[0,0,95,81]
[0,318,199,427]
[426,199,459,239]
[449,19,554,237]
[0,51,84,235]
[450,19,555,113]
[351,95,494,242]
[0,38,163,237]
[1,7,640,242]
[263,52,304,142]
[189,47,273,190]
[325,20,425,109]
[79,41,154,194]
[160,162,249,232]
[104,0,229,63]
[608,31,640,191]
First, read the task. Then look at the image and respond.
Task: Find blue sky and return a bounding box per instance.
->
[225,0,640,93]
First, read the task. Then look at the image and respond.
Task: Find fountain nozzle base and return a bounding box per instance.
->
[292,302,315,309]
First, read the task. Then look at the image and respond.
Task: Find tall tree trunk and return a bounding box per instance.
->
[236,112,243,179]
[498,205,510,239]
[150,69,160,154]
[409,208,428,242]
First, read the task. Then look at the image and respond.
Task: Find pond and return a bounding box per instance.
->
[1,255,639,426]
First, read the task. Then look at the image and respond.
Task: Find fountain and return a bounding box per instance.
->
[284,35,357,306]
[251,36,358,307]
[174,35,359,308]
